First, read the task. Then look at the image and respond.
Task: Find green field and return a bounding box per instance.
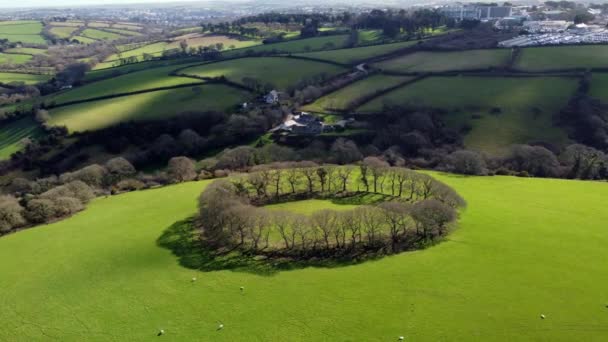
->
[589,73,608,101]
[1,174,607,340]
[0,53,32,65]
[81,28,124,41]
[295,40,419,64]
[48,63,203,105]
[104,28,142,36]
[4,47,47,55]
[48,21,84,27]
[87,21,111,28]
[84,58,201,80]
[374,49,511,73]
[0,21,45,44]
[72,35,98,44]
[0,72,49,85]
[0,116,42,159]
[102,41,171,63]
[180,57,347,90]
[113,23,143,30]
[359,76,578,153]
[48,84,251,132]
[302,75,412,112]
[223,34,350,57]
[516,45,608,71]
[266,199,358,215]
[49,26,79,39]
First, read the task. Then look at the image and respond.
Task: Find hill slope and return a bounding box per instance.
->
[0,175,607,341]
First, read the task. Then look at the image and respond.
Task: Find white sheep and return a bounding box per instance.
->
[191,277,197,282]
[218,323,224,330]
[158,329,165,335]
[399,336,404,341]
[540,314,546,319]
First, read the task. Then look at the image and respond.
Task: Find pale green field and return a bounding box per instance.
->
[48,63,203,105]
[266,199,358,215]
[84,58,201,80]
[516,45,608,71]
[4,47,47,55]
[0,21,45,44]
[0,72,49,84]
[223,34,350,57]
[295,40,419,64]
[180,57,347,90]
[72,35,98,44]
[49,26,79,38]
[302,74,412,112]
[359,76,578,154]
[112,23,143,30]
[374,49,511,73]
[48,21,84,27]
[87,21,111,28]
[0,53,32,65]
[81,28,123,41]
[48,84,251,132]
[1,174,608,341]
[105,28,142,36]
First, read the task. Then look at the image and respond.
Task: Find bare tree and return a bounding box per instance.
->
[357,206,384,245]
[336,166,354,192]
[312,209,336,249]
[379,202,412,251]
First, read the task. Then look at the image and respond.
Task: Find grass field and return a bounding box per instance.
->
[1,174,607,341]
[84,58,201,80]
[0,72,49,84]
[0,116,42,159]
[516,45,608,71]
[180,57,347,90]
[0,21,45,44]
[81,28,124,41]
[87,21,111,28]
[168,34,260,51]
[48,21,84,27]
[48,63,203,105]
[72,35,98,44]
[4,47,47,55]
[589,73,608,101]
[113,23,143,30]
[0,53,32,65]
[359,76,578,154]
[295,40,419,64]
[104,28,142,36]
[222,34,350,57]
[49,26,79,39]
[374,49,511,73]
[302,75,412,112]
[48,84,251,132]
[267,199,358,215]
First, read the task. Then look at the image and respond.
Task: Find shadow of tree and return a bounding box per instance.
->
[330,192,398,205]
[157,218,394,276]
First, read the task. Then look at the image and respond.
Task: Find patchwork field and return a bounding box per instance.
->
[0,116,42,159]
[0,53,32,65]
[374,49,511,73]
[302,74,412,112]
[84,58,201,81]
[4,47,47,55]
[48,63,203,105]
[222,34,350,57]
[1,174,607,340]
[105,28,142,36]
[0,72,49,85]
[47,21,84,27]
[49,26,79,39]
[0,21,45,44]
[358,76,578,153]
[168,34,260,51]
[295,40,419,64]
[72,35,98,44]
[81,28,124,41]
[180,57,347,90]
[516,45,608,71]
[48,84,251,132]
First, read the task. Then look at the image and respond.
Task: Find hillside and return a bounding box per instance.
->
[0,174,607,340]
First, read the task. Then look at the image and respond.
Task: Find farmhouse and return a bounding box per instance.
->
[265,90,279,104]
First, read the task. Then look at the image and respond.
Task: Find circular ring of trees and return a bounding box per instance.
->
[198,162,465,258]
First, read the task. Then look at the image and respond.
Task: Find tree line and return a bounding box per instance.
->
[198,163,464,256]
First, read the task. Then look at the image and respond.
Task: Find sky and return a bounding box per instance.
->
[0,0,207,9]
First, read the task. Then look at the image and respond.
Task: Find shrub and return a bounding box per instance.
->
[116,179,145,192]
[60,164,107,187]
[53,197,84,217]
[445,150,487,175]
[40,181,94,204]
[167,156,197,183]
[0,195,25,233]
[25,199,56,224]
[105,157,136,185]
